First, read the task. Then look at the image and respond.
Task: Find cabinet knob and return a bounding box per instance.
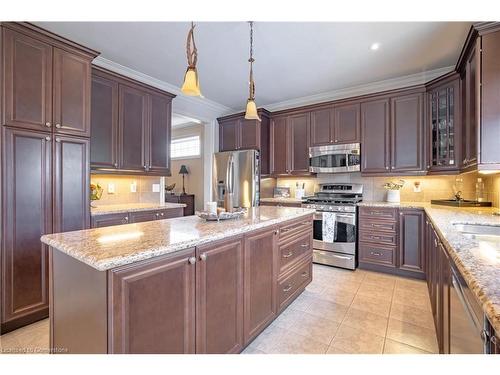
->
[55,137,61,143]
[427,165,430,169]
[113,162,118,168]
[274,230,279,235]
[188,257,197,265]
[124,216,129,221]
[161,213,164,216]
[385,166,389,170]
[334,139,338,143]
[55,123,61,129]
[45,122,52,128]
[200,253,207,262]
[45,136,51,141]
[155,213,160,217]
[391,166,395,170]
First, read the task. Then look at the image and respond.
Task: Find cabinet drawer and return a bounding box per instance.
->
[278,231,312,274]
[278,259,312,310]
[359,243,396,267]
[157,208,184,219]
[359,207,397,221]
[359,231,397,246]
[279,217,312,242]
[359,219,397,233]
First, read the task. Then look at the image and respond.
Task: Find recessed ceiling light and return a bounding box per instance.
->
[370,43,380,51]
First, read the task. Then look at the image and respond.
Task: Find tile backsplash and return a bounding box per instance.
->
[90,175,162,206]
[265,171,500,207]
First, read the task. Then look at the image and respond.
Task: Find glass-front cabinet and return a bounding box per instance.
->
[427,75,461,173]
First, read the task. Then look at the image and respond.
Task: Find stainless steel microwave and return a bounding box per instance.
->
[309,143,361,173]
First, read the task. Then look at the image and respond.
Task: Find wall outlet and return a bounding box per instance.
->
[107,183,115,194]
[152,183,160,193]
[413,181,421,193]
[130,181,137,193]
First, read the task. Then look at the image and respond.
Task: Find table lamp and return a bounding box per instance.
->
[179,165,189,195]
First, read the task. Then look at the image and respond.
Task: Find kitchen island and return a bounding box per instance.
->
[41,206,314,354]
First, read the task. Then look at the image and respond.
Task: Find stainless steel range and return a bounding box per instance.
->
[302,183,363,270]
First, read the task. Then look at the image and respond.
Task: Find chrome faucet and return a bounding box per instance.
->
[454,190,463,201]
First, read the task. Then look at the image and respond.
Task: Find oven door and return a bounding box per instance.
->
[313,211,356,255]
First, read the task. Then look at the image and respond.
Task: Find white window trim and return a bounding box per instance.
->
[171,135,201,160]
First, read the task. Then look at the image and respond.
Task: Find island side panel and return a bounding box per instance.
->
[50,249,108,353]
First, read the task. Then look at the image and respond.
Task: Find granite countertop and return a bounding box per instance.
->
[260,197,304,204]
[42,206,314,272]
[90,202,186,216]
[360,201,500,333]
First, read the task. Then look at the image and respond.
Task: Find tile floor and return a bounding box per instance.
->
[0,264,438,355]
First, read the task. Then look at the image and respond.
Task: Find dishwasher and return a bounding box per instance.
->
[450,264,490,353]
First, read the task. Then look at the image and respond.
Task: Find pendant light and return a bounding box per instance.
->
[244,21,260,121]
[181,22,201,96]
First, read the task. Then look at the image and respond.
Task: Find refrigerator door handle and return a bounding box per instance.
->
[226,154,234,194]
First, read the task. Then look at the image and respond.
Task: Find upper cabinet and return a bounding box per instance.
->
[1,23,97,136]
[217,109,270,175]
[90,67,175,176]
[310,103,360,147]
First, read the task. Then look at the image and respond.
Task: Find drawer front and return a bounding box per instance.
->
[359,207,397,221]
[279,231,312,274]
[157,208,184,219]
[359,219,397,233]
[279,217,313,242]
[359,243,396,267]
[278,259,312,310]
[359,230,397,246]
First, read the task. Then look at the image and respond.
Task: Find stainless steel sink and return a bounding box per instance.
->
[453,223,500,239]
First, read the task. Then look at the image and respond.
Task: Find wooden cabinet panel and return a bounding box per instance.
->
[310,107,332,146]
[239,118,260,150]
[277,258,312,311]
[2,29,53,131]
[464,43,479,167]
[90,72,118,169]
[358,243,396,267]
[1,128,51,326]
[53,136,90,233]
[52,48,91,137]
[91,213,129,228]
[278,231,312,275]
[398,209,425,274]
[391,93,424,172]
[334,103,360,144]
[440,244,451,354]
[289,112,310,174]
[118,84,148,172]
[219,118,239,152]
[129,210,158,223]
[359,206,397,221]
[196,237,244,354]
[109,249,196,354]
[270,116,289,175]
[148,93,171,175]
[361,99,390,173]
[243,227,278,344]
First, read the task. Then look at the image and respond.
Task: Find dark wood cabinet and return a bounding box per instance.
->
[218,117,239,151]
[109,249,196,354]
[91,213,130,228]
[462,40,479,169]
[270,115,289,175]
[310,107,332,146]
[165,194,195,216]
[334,102,360,144]
[196,237,244,354]
[129,210,158,223]
[243,227,278,344]
[90,71,118,169]
[361,98,391,173]
[91,208,184,228]
[148,93,172,175]
[53,136,90,233]
[398,209,425,275]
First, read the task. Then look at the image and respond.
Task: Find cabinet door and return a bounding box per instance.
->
[333,103,360,144]
[464,44,478,167]
[118,84,148,171]
[90,72,118,169]
[91,213,130,228]
[361,99,390,173]
[53,136,90,232]
[109,249,196,353]
[289,112,310,174]
[270,116,289,175]
[243,227,278,344]
[52,48,91,137]
[1,128,51,326]
[2,29,53,131]
[239,118,260,150]
[196,237,244,354]
[129,210,157,223]
[148,93,172,174]
[440,245,451,354]
[391,93,424,172]
[398,209,425,274]
[218,118,240,151]
[310,107,333,146]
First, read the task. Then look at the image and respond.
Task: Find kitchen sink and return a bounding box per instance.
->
[431,199,492,207]
[453,223,500,239]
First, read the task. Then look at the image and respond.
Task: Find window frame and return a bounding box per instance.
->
[170,135,201,160]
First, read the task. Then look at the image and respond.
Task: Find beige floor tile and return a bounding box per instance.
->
[285,311,340,345]
[241,346,266,354]
[326,346,350,354]
[392,289,432,312]
[350,293,392,318]
[321,279,361,294]
[383,339,432,354]
[305,279,327,295]
[265,330,328,354]
[304,298,349,323]
[357,282,394,301]
[329,325,385,354]
[250,325,291,353]
[395,278,429,296]
[286,293,317,312]
[342,307,389,337]
[330,269,366,284]
[390,302,435,330]
[0,319,49,354]
[363,273,397,289]
[319,287,356,306]
[386,319,439,353]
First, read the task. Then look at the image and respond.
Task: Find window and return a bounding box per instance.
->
[171,135,201,159]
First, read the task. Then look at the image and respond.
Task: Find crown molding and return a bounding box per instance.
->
[92,56,232,122]
[263,65,455,112]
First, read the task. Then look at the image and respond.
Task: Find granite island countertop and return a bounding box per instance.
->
[90,202,186,216]
[42,206,314,272]
[260,197,304,204]
[359,201,500,333]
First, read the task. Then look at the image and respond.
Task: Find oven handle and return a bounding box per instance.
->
[317,251,352,261]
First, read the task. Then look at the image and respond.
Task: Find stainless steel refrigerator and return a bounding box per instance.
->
[212,150,260,209]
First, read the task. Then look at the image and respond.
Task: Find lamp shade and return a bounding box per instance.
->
[244,99,261,121]
[178,165,189,175]
[181,68,201,96]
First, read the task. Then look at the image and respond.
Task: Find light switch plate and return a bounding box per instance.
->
[152,183,160,193]
[108,183,115,194]
[130,182,137,193]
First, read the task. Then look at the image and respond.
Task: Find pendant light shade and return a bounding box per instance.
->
[181,22,202,97]
[244,22,260,122]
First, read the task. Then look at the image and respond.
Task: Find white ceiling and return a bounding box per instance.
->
[35,22,471,111]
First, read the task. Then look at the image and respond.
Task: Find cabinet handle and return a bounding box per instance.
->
[283,251,294,258]
[434,239,438,247]
[385,166,389,170]
[274,230,279,235]
[301,271,308,278]
[283,285,293,292]
[300,243,309,248]
[334,139,338,143]
[370,251,382,256]
[161,213,164,217]
[45,136,51,141]
[113,162,118,168]
[281,228,291,233]
[155,213,160,217]
[391,166,395,170]
[491,336,498,346]
[188,257,197,265]
[427,165,430,169]
[55,137,61,143]
[143,165,147,170]
[45,122,51,128]
[199,253,207,262]
[124,216,129,221]
[55,123,61,128]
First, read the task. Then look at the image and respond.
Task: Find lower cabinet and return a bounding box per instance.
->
[398,209,425,275]
[91,207,184,228]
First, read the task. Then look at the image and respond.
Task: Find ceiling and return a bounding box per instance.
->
[35,22,471,111]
